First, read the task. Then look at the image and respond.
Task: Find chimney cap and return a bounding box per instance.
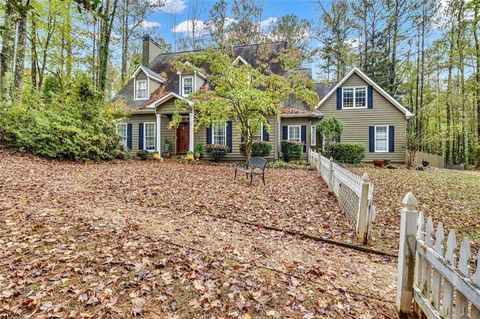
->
[142,34,150,41]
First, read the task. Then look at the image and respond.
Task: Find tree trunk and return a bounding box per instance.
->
[0,0,17,100]
[120,0,129,84]
[446,39,454,165]
[98,0,119,92]
[13,0,30,96]
[30,11,38,90]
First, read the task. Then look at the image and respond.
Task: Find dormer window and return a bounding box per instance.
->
[182,76,193,96]
[136,79,147,100]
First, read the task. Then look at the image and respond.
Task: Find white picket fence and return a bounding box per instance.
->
[308,149,376,244]
[397,192,480,318]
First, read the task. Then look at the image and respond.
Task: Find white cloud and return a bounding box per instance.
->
[158,0,186,14]
[139,20,160,29]
[345,38,360,49]
[259,17,277,29]
[172,19,209,37]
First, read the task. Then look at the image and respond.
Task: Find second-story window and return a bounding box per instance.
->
[136,80,147,100]
[342,87,367,108]
[182,76,193,96]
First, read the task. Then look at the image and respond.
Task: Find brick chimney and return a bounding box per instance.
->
[142,34,163,66]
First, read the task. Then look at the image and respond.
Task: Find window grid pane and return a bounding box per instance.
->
[145,123,156,150]
[137,80,147,99]
[117,124,127,148]
[212,124,226,145]
[183,77,193,96]
[288,126,300,142]
[355,88,366,107]
[375,126,388,152]
[343,88,354,108]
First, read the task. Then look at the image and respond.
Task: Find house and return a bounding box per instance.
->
[115,35,412,162]
[316,68,413,163]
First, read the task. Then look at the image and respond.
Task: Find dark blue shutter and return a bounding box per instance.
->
[301,125,307,152]
[206,127,212,144]
[127,123,132,150]
[369,126,375,152]
[389,126,395,153]
[262,125,269,142]
[226,121,233,152]
[367,85,373,109]
[138,123,144,150]
[282,126,288,140]
[336,87,342,110]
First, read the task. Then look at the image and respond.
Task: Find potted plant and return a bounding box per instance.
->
[163,138,171,158]
[186,150,194,160]
[152,151,161,160]
[194,143,204,160]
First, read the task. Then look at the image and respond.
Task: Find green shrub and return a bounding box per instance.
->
[137,150,149,160]
[331,143,366,164]
[206,144,228,161]
[239,141,272,157]
[0,76,129,161]
[281,140,303,162]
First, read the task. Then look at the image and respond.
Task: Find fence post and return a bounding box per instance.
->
[396,192,418,318]
[355,173,370,244]
[328,157,334,192]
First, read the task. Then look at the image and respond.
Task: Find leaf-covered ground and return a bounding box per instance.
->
[351,166,480,254]
[0,151,397,318]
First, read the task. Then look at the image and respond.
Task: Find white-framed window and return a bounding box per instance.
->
[288,125,301,142]
[342,86,367,108]
[116,123,128,148]
[212,123,226,145]
[136,79,148,100]
[182,76,193,96]
[310,125,316,146]
[375,125,388,152]
[144,122,156,151]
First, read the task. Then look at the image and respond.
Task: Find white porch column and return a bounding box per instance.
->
[156,114,161,152]
[189,112,194,152]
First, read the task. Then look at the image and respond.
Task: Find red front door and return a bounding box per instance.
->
[176,122,189,154]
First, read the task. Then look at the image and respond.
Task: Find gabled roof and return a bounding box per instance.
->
[317,67,414,119]
[145,92,193,109]
[232,55,249,66]
[131,65,165,83]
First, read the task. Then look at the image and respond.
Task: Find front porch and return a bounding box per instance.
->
[155,112,194,156]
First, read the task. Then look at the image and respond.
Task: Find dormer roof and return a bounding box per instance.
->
[131,65,165,83]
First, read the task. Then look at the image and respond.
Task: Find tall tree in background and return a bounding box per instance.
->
[230,0,263,45]
[208,0,228,47]
[0,0,17,100]
[268,14,312,52]
[97,0,119,92]
[317,0,355,82]
[472,0,480,141]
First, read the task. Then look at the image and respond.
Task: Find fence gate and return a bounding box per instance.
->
[397,192,480,318]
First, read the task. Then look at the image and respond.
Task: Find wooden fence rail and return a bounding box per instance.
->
[308,149,376,244]
[397,192,480,318]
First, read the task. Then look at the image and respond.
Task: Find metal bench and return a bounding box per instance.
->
[234,157,267,185]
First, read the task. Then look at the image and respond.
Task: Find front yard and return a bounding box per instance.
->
[351,166,480,254]
[0,151,397,318]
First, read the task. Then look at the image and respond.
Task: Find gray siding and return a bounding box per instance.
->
[318,73,407,163]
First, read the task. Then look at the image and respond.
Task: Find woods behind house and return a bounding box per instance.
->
[0,0,479,166]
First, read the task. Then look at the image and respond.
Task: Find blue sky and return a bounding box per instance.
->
[144,0,321,47]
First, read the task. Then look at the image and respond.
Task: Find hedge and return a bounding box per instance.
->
[239,141,272,157]
[281,140,303,162]
[331,143,366,164]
